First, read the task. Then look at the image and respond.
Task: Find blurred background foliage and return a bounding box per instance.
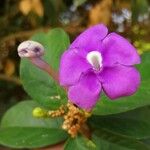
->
[0,0,150,123]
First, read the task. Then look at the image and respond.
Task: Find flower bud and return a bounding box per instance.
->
[17,40,44,58]
[32,107,47,118]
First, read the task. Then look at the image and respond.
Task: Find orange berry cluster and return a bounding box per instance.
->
[62,102,89,138]
[48,105,65,117]
[33,102,91,138]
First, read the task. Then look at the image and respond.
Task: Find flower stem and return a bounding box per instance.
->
[29,57,59,83]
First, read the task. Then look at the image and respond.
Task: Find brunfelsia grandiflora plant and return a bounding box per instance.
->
[0,24,150,149]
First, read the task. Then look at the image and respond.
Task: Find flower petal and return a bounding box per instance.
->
[68,72,101,110]
[59,49,90,86]
[70,24,108,52]
[102,33,140,66]
[99,65,140,99]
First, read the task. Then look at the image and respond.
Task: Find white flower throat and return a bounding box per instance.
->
[86,51,103,71]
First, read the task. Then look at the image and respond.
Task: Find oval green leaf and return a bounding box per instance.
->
[0,101,68,148]
[89,106,150,139]
[20,29,70,109]
[93,129,150,150]
[0,127,66,149]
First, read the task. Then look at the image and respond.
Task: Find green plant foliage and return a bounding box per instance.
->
[0,127,66,149]
[92,129,150,150]
[20,29,70,109]
[134,40,150,54]
[43,0,66,25]
[64,135,96,150]
[73,0,87,7]
[1,101,63,128]
[132,0,149,23]
[89,106,150,139]
[0,101,68,148]
[93,52,150,115]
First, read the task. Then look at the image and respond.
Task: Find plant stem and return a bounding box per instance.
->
[80,123,91,139]
[30,57,59,83]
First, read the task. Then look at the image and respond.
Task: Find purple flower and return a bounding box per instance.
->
[59,24,141,110]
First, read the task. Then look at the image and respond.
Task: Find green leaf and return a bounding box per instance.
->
[142,138,150,146]
[1,100,63,128]
[93,52,150,115]
[89,106,150,139]
[20,28,70,109]
[0,101,68,148]
[137,52,150,80]
[64,135,96,150]
[92,129,150,150]
[0,127,66,149]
